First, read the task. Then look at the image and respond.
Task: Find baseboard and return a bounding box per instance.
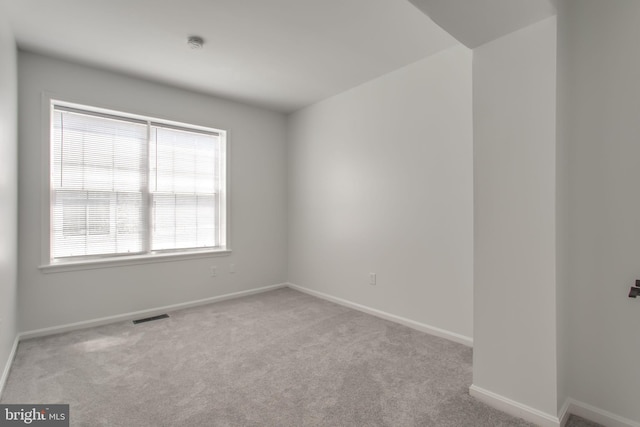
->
[558,398,572,427]
[469,384,561,427]
[20,283,287,340]
[286,283,473,347]
[565,398,640,427]
[0,335,19,398]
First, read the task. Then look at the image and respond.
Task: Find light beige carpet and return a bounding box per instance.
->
[1,288,594,426]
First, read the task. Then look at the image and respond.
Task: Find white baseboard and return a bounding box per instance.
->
[0,335,19,398]
[20,283,287,340]
[469,384,561,427]
[559,398,572,426]
[286,283,473,347]
[565,398,640,427]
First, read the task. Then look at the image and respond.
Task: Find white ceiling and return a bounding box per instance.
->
[1,0,459,113]
[407,0,557,48]
[2,0,557,113]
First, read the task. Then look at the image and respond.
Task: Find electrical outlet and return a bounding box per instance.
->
[210,266,217,277]
[229,264,236,274]
[369,273,376,286]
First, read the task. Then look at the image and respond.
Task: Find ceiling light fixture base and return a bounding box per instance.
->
[187,36,204,49]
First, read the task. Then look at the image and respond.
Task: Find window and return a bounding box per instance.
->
[47,100,228,266]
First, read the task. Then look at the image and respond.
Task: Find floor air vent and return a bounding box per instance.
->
[133,314,169,324]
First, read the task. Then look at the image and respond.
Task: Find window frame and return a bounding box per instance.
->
[39,94,231,273]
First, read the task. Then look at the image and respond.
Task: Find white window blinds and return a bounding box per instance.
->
[150,125,220,251]
[52,108,148,258]
[51,103,224,261]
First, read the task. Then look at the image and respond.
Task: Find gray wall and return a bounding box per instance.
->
[472,16,559,418]
[559,0,640,423]
[17,52,288,332]
[287,45,474,341]
[0,7,18,391]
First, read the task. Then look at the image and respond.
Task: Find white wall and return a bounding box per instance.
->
[287,45,474,341]
[0,6,18,390]
[472,16,558,420]
[17,52,288,332]
[559,0,640,423]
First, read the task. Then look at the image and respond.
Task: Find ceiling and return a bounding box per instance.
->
[1,0,556,113]
[1,0,458,113]
[408,0,557,48]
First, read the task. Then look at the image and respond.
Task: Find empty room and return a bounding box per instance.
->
[0,0,638,426]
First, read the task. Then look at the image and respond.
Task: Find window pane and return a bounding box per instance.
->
[150,125,219,251]
[51,108,147,259]
[52,190,144,258]
[150,126,218,194]
[151,194,217,251]
[52,110,147,192]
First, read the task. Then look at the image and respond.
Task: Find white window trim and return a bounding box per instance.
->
[39,93,232,273]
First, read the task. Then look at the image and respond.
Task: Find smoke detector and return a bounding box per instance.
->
[187,36,204,49]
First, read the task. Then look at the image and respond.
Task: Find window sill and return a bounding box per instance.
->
[39,249,232,274]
